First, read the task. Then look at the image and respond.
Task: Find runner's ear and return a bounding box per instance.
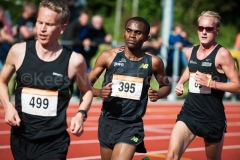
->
[61,23,67,34]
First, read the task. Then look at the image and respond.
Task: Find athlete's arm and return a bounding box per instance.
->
[88,48,117,98]
[72,52,93,111]
[211,48,240,93]
[148,55,171,102]
[68,52,93,136]
[0,43,25,126]
[174,47,192,96]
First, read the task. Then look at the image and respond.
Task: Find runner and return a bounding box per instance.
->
[166,10,240,160]
[0,0,93,159]
[88,16,171,160]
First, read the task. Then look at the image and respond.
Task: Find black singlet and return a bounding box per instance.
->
[182,44,227,122]
[101,50,152,122]
[13,40,74,140]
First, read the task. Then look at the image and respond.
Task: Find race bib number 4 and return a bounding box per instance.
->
[21,87,58,117]
[111,74,143,100]
[189,72,212,94]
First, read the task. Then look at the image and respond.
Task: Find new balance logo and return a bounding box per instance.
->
[131,136,139,142]
[119,58,126,63]
[140,63,149,69]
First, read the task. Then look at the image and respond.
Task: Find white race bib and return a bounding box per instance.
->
[189,72,212,94]
[21,87,58,117]
[111,74,143,100]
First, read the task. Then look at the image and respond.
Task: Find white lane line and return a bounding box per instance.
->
[0,145,10,149]
[1,133,240,149]
[66,107,240,113]
[0,130,10,134]
[69,133,240,145]
[1,121,240,134]
[1,113,239,124]
[1,131,239,148]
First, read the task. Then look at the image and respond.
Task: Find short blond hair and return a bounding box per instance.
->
[39,0,69,24]
[198,11,221,27]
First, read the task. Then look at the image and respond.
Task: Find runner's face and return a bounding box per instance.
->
[197,16,219,45]
[36,7,66,45]
[124,20,149,49]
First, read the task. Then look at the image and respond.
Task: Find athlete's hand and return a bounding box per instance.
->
[4,104,21,126]
[175,83,184,96]
[100,83,113,98]
[70,113,85,137]
[148,87,158,102]
[195,71,209,87]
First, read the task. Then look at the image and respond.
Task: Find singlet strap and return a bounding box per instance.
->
[210,44,222,58]
[190,45,200,60]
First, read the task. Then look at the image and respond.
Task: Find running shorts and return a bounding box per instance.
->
[98,115,146,153]
[10,130,70,160]
[177,111,227,143]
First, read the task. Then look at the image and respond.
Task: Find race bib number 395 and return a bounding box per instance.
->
[189,72,212,94]
[21,87,58,117]
[111,74,143,100]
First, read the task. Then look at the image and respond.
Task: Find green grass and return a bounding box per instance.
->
[180,81,189,99]
[90,44,112,70]
[8,76,15,97]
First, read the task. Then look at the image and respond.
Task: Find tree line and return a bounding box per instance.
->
[2,0,240,48]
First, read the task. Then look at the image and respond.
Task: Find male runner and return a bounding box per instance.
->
[88,16,171,160]
[0,0,93,159]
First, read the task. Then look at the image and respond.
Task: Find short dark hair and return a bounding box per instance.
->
[125,17,150,35]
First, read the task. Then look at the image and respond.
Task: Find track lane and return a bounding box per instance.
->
[0,102,239,160]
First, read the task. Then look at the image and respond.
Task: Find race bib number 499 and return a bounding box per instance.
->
[111,74,143,100]
[189,72,212,94]
[21,87,58,117]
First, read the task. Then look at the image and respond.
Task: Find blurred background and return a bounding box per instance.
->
[2,0,240,46]
[1,0,240,101]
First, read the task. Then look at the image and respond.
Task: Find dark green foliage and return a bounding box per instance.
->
[2,0,239,48]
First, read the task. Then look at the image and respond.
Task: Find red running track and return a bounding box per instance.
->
[0,101,240,160]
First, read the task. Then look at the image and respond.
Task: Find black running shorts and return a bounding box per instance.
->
[10,131,70,160]
[177,111,227,143]
[98,115,146,153]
